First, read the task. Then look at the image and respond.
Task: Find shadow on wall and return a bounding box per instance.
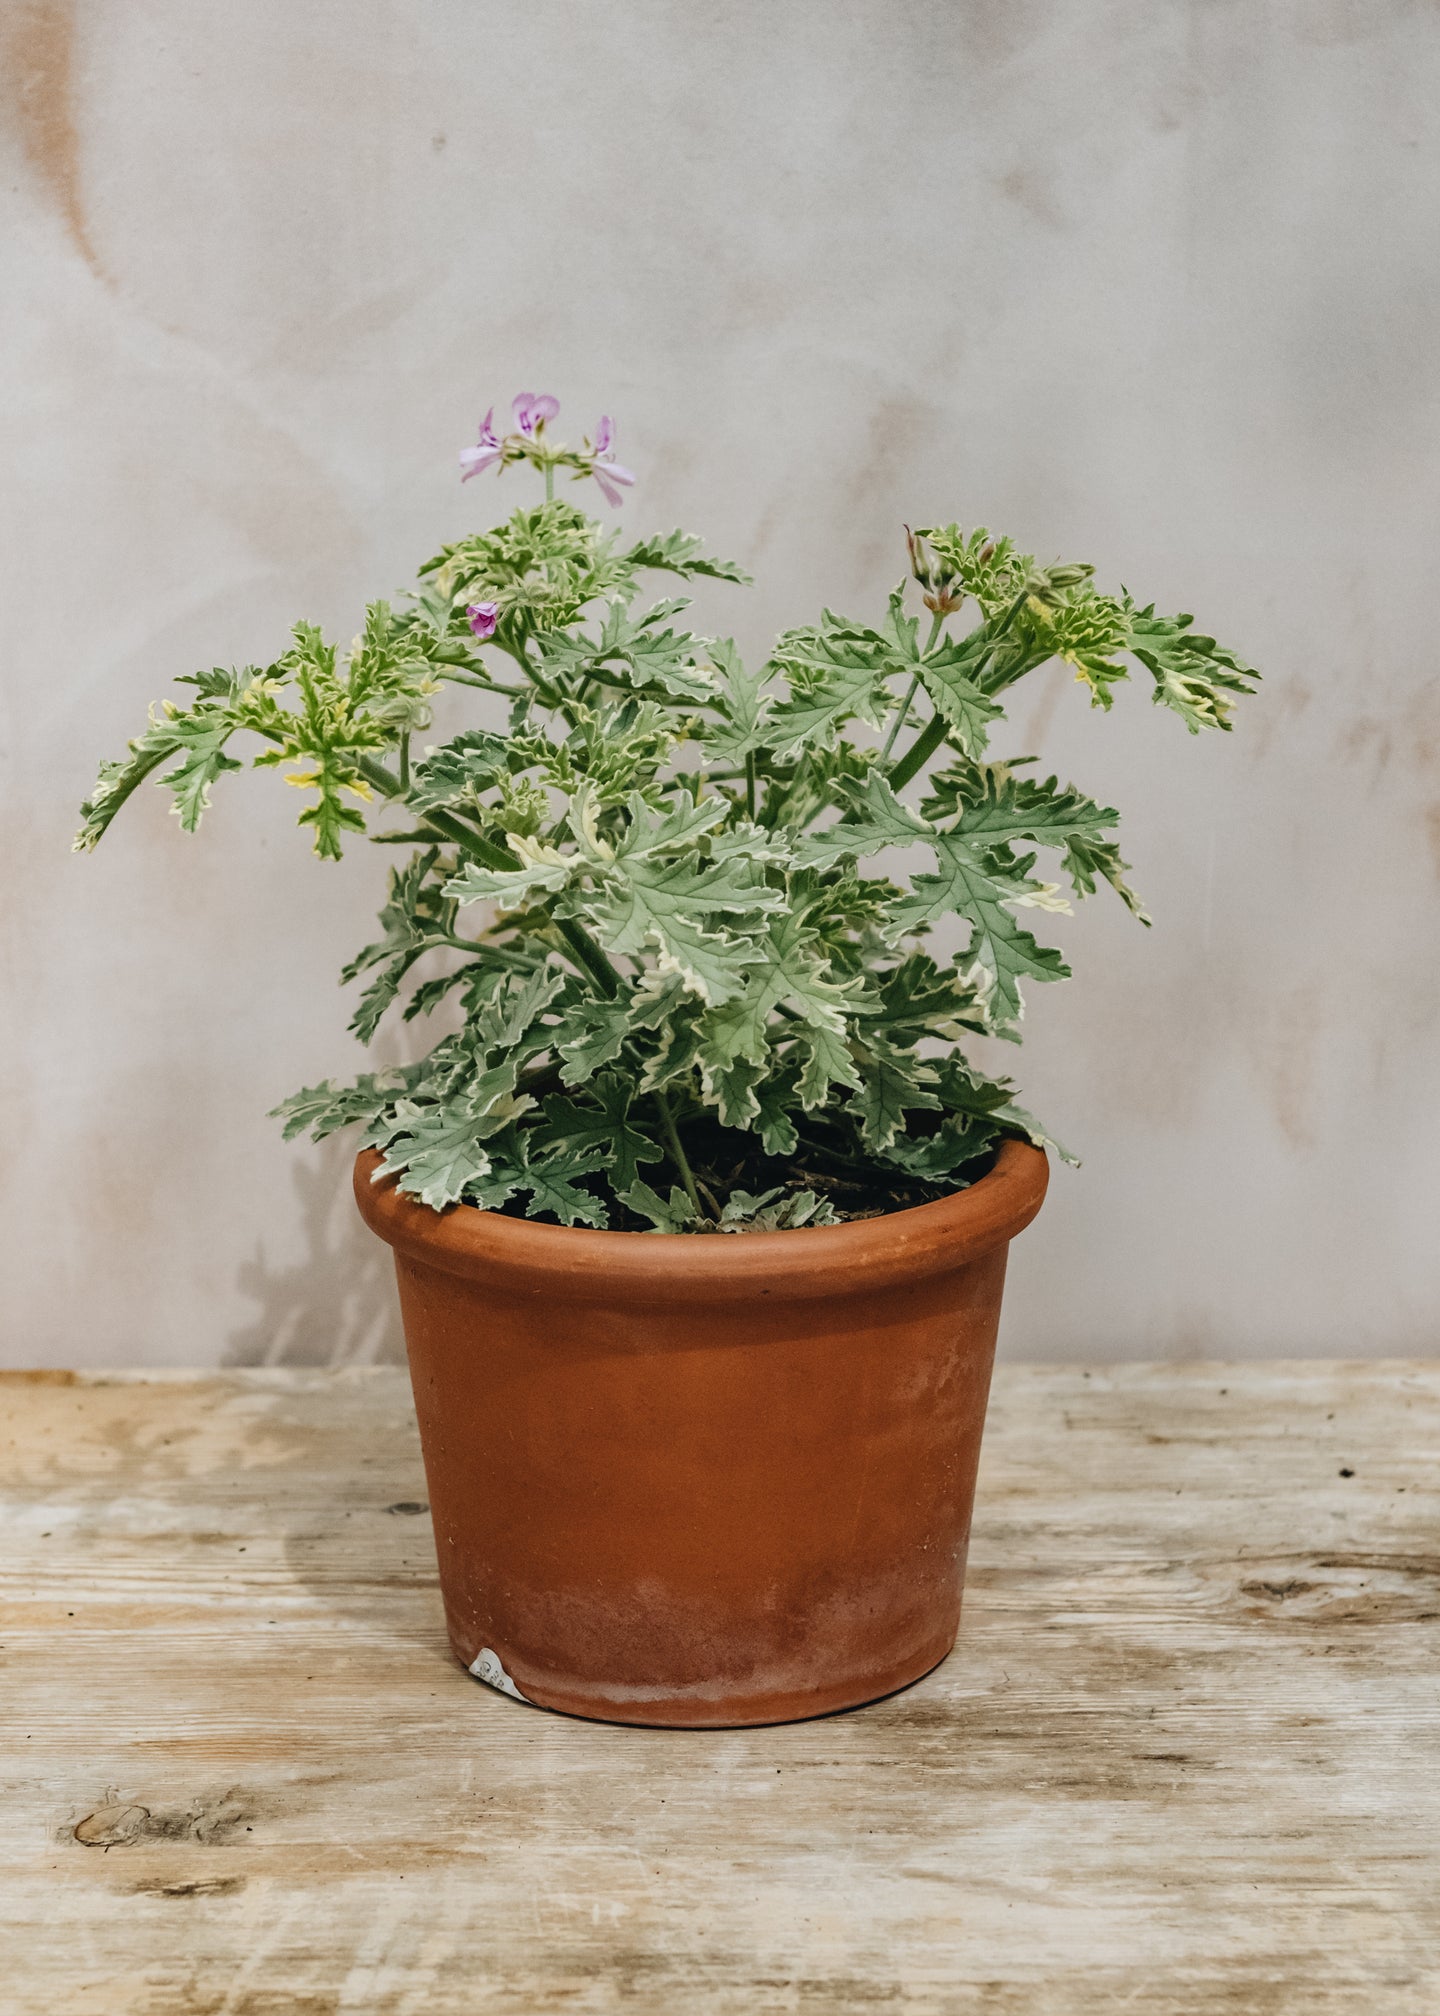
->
[224,1135,405,1368]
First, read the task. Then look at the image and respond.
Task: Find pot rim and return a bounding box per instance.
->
[353,1136,1048,1303]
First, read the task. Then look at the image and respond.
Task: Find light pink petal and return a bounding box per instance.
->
[594,414,614,454]
[598,457,634,488]
[513,392,559,437]
[591,466,625,508]
[466,601,500,639]
[459,445,503,482]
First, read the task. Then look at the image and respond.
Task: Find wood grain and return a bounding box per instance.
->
[1,1363,1436,2013]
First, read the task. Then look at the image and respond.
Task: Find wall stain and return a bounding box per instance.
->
[995,163,1065,231]
[0,0,108,283]
[1426,803,1440,882]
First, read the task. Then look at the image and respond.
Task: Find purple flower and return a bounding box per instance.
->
[588,415,635,508]
[459,408,503,483]
[466,601,499,640]
[513,392,560,439]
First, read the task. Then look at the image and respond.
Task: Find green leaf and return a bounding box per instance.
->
[539,599,717,703]
[372,1094,518,1212]
[535,1073,664,1193]
[923,761,1148,919]
[763,616,899,757]
[692,905,865,1116]
[445,836,574,908]
[903,624,1003,758]
[696,638,774,763]
[269,1073,411,1143]
[857,953,991,1044]
[848,1039,941,1153]
[406,731,511,815]
[374,1107,499,1211]
[754,1073,801,1158]
[796,768,932,870]
[622,530,751,584]
[574,794,781,1005]
[719,1186,839,1230]
[885,839,1071,1026]
[75,725,186,852]
[879,1112,998,1180]
[1124,604,1259,732]
[619,1179,700,1233]
[509,1136,610,1227]
[931,1058,1077,1165]
[794,1022,862,1110]
[556,990,634,1086]
[470,965,567,1057]
[158,713,245,829]
[706,1054,769,1129]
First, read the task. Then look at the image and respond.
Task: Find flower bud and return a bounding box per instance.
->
[905,527,965,613]
[1024,560,1095,610]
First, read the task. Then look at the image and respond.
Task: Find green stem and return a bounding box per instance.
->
[745,750,757,819]
[880,613,946,762]
[544,461,555,504]
[557,919,621,996]
[353,754,521,870]
[886,711,949,792]
[443,935,533,969]
[880,674,921,761]
[425,811,516,867]
[437,668,527,696]
[654,1090,704,1218]
[398,733,410,792]
[354,754,404,799]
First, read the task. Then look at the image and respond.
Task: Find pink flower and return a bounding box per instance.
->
[589,415,635,508]
[513,392,560,439]
[466,601,499,640]
[459,409,503,483]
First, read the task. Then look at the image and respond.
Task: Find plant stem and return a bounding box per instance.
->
[556,919,621,996]
[880,613,946,762]
[887,710,949,793]
[354,754,404,798]
[437,668,527,696]
[880,674,921,761]
[544,462,555,504]
[426,811,516,867]
[398,733,410,792]
[745,750,757,819]
[654,1089,704,1218]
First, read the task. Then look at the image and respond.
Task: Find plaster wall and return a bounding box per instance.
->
[2,0,1436,1367]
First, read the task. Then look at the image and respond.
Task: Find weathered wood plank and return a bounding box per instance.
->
[1,1363,1437,2013]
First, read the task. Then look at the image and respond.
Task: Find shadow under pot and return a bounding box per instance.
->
[353,1137,1048,1728]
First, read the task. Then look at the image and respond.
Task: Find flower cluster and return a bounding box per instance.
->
[461,393,634,509]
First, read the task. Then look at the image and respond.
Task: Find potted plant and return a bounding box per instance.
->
[78,393,1256,1726]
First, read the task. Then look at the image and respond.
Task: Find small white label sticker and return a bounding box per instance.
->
[469,1646,530,1703]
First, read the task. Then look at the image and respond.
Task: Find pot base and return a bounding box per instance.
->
[456,1630,958,1729]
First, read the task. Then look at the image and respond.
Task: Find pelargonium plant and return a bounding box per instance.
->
[77,394,1256,1231]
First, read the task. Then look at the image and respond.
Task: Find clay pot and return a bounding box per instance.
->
[354,1138,1047,1728]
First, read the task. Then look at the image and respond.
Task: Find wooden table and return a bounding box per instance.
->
[2,1363,1436,2013]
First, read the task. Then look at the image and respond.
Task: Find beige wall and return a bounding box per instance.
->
[3,0,1437,1368]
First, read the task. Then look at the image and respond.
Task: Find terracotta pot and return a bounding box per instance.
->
[354,1138,1047,1728]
